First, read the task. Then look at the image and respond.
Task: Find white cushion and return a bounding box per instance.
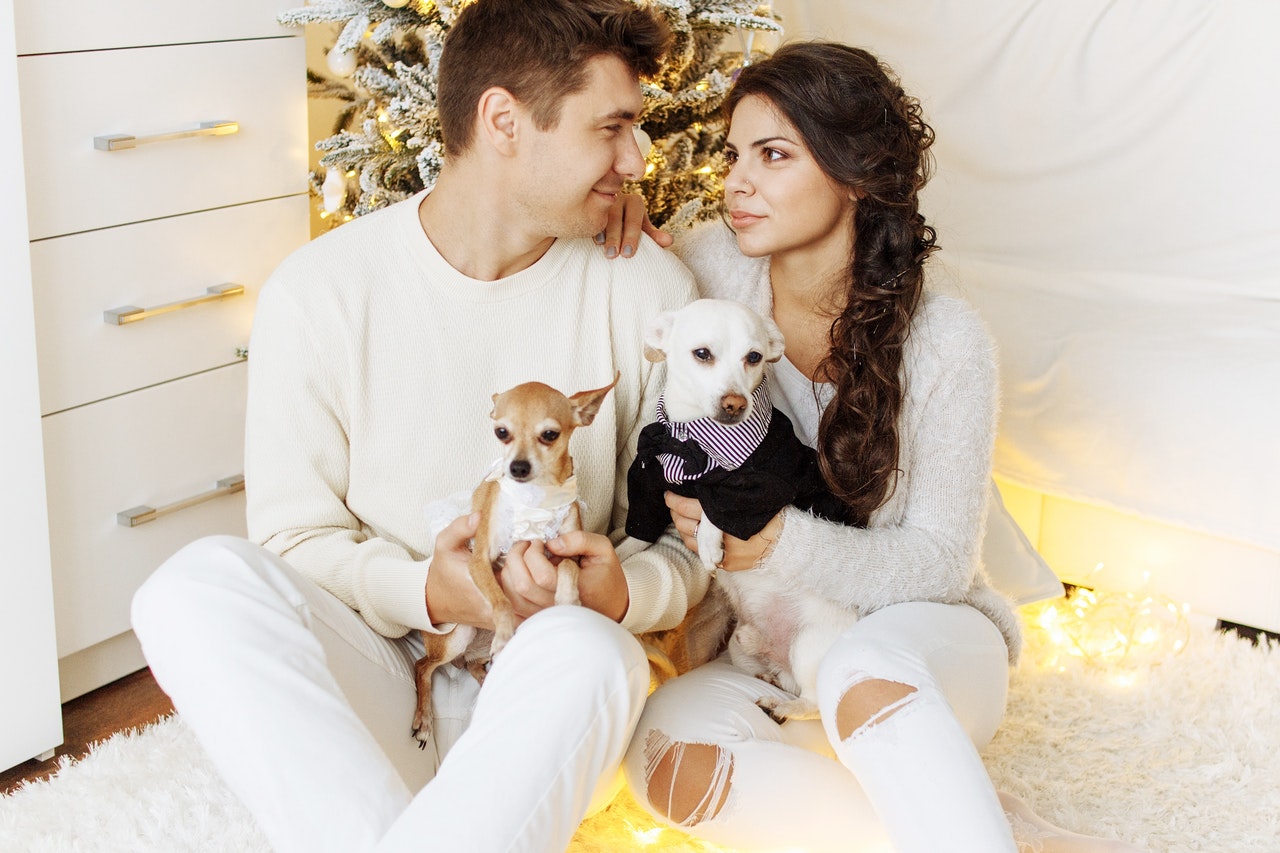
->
[983,481,1062,605]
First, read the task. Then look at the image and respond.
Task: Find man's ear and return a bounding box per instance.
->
[477,86,520,156]
[643,310,676,363]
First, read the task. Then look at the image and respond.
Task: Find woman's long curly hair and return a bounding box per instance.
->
[727,42,938,526]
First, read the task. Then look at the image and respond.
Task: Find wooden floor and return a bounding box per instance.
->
[0,668,173,796]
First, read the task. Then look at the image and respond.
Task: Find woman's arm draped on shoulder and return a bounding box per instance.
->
[245,277,430,639]
[759,299,999,615]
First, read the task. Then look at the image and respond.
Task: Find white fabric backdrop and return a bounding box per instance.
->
[773,0,1280,553]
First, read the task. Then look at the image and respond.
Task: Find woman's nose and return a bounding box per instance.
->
[724,162,751,194]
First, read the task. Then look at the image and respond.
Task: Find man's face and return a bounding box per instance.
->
[514,54,647,239]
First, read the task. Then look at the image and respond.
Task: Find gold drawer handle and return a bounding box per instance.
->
[104,283,244,326]
[117,475,245,528]
[94,120,239,151]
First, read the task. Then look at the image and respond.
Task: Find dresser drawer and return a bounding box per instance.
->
[15,0,294,55]
[19,36,306,240]
[43,363,248,657]
[31,195,308,415]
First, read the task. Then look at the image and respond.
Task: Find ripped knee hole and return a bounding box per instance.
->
[642,730,734,826]
[835,678,918,741]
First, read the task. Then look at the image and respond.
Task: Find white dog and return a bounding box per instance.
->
[627,298,855,719]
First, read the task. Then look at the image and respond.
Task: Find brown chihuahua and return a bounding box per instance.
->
[412,375,619,747]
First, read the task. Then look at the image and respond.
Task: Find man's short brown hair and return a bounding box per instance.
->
[437,0,671,155]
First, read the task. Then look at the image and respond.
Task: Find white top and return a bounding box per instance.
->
[244,191,705,639]
[767,355,833,449]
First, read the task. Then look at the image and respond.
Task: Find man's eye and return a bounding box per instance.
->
[495,427,510,441]
[693,348,713,362]
[745,351,763,365]
[540,430,561,443]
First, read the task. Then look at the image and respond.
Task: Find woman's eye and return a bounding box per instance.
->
[723,149,739,165]
[495,427,510,441]
[763,147,785,163]
[541,430,560,443]
[693,348,713,362]
[745,351,763,365]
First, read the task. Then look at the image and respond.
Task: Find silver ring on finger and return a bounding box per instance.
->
[693,521,700,537]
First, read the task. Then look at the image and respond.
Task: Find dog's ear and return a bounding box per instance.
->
[489,391,500,419]
[762,316,787,363]
[570,372,619,427]
[642,311,676,363]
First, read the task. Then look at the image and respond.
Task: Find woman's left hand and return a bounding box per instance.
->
[596,192,672,259]
[664,491,785,573]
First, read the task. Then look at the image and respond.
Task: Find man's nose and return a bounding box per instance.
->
[617,126,648,182]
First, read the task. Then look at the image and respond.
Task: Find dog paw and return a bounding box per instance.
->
[699,541,724,572]
[411,716,433,750]
[755,695,820,723]
[695,520,725,571]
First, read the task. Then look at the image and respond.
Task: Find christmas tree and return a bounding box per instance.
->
[280,0,781,230]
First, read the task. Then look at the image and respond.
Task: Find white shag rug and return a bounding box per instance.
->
[3,607,1277,853]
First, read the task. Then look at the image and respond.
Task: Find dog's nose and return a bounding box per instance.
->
[720,394,748,418]
[509,459,532,480]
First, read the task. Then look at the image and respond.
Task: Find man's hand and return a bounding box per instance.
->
[545,531,630,622]
[497,540,558,619]
[596,192,673,259]
[664,491,783,573]
[425,512,496,628]
[429,515,630,627]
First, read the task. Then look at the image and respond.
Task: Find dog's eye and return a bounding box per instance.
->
[494,426,511,442]
[540,430,561,443]
[745,351,763,365]
[693,348,713,363]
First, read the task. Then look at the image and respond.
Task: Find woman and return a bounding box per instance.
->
[607,42,1145,853]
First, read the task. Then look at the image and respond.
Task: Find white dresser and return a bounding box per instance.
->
[11,0,310,705]
[0,0,61,773]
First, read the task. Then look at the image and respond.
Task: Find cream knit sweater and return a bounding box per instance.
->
[673,223,1022,661]
[244,191,705,639]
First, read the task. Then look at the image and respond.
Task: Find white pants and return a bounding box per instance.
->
[623,602,1015,853]
[131,535,649,853]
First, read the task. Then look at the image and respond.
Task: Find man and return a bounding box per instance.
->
[130,1,703,850]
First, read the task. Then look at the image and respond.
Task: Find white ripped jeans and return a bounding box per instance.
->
[623,601,1016,853]
[131,535,649,853]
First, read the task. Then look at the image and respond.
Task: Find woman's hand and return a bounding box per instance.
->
[596,192,672,259]
[663,492,785,573]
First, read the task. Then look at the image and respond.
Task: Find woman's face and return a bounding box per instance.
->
[722,95,855,261]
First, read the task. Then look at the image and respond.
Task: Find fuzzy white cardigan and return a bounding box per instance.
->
[672,223,1022,662]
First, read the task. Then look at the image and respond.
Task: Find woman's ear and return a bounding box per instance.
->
[477,86,520,155]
